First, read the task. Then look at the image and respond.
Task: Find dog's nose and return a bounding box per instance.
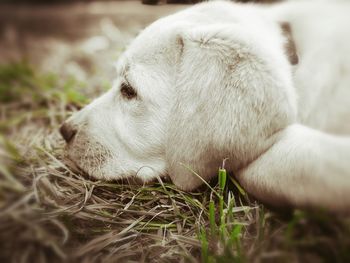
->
[59,122,77,143]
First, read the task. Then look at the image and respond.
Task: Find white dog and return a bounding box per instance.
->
[60,0,350,212]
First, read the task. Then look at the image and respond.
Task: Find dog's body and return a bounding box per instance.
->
[61,1,350,212]
[269,1,350,134]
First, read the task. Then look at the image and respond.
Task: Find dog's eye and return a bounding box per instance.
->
[120,82,137,100]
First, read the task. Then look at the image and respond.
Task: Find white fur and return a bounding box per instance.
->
[63,1,350,212]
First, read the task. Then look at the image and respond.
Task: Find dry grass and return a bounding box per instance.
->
[1,62,350,263]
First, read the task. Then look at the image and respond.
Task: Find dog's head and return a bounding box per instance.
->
[60,2,297,190]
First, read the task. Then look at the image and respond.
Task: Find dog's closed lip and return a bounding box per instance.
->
[63,156,89,177]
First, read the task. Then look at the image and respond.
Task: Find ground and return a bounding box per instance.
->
[0,1,350,263]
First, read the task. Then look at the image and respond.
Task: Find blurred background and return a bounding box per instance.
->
[0,0,185,93]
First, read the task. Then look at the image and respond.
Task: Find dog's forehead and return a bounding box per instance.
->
[126,18,184,63]
[122,3,262,63]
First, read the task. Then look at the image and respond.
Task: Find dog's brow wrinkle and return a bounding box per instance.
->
[115,59,129,77]
[121,63,130,77]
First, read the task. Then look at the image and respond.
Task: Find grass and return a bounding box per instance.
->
[1,61,350,263]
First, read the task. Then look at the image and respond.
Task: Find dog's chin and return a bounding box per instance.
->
[62,153,164,186]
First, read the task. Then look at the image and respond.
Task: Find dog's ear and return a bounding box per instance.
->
[236,124,350,212]
[280,22,299,65]
[165,24,297,191]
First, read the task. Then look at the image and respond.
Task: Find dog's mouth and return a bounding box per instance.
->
[63,155,91,178]
[62,132,114,177]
